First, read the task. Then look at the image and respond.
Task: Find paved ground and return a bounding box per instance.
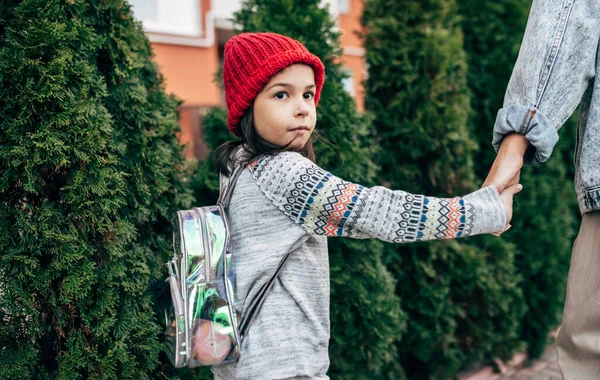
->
[458,343,562,380]
[498,344,561,380]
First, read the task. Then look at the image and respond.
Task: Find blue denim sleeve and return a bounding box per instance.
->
[493,0,600,165]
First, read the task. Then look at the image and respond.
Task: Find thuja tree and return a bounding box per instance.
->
[193,0,407,378]
[0,0,192,378]
[362,0,525,377]
[457,0,578,358]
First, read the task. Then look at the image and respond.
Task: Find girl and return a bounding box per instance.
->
[212,32,520,380]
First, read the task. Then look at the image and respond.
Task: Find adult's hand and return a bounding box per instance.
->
[483,133,529,193]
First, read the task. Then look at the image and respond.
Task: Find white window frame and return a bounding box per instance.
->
[341,69,356,97]
[130,0,202,37]
[338,0,350,14]
[130,0,217,47]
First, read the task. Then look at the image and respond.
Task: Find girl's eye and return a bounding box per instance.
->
[304,92,315,100]
[274,92,288,100]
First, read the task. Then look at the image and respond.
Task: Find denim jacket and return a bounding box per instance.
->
[492,0,600,215]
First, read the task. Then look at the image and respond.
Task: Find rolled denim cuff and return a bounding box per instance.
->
[492,104,559,165]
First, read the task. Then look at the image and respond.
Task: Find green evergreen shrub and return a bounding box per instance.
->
[0,0,191,378]
[362,0,526,377]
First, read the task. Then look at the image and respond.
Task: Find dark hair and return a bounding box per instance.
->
[214,104,317,176]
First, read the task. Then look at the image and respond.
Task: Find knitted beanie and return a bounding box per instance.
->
[222,32,325,136]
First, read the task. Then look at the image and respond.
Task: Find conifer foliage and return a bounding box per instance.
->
[0,0,191,378]
[362,0,525,377]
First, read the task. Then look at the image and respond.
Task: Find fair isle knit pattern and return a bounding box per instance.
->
[419,197,473,240]
[248,152,502,243]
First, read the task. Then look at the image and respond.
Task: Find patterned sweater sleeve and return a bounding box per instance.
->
[248,152,506,242]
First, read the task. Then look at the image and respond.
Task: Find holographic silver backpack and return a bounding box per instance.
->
[164,165,305,368]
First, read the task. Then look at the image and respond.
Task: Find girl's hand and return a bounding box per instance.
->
[493,183,523,236]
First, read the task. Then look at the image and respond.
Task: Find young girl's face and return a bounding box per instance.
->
[253,64,317,149]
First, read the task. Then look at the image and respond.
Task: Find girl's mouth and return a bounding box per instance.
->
[290,125,310,133]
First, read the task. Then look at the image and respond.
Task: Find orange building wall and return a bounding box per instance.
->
[339,0,366,112]
[339,0,364,48]
[151,0,220,108]
[152,43,220,107]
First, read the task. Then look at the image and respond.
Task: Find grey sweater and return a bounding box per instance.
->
[212,152,506,380]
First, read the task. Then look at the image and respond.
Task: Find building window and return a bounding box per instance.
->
[129,0,201,37]
[338,0,350,14]
[342,74,355,97]
[212,0,244,27]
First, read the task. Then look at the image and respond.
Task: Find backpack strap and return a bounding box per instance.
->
[217,165,245,208]
[237,233,310,342]
[216,156,308,343]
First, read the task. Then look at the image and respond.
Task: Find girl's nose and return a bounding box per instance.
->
[295,97,310,117]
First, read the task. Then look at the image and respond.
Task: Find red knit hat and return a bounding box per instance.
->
[222,32,325,136]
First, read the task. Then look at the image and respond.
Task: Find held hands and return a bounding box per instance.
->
[495,183,523,236]
[482,133,529,236]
